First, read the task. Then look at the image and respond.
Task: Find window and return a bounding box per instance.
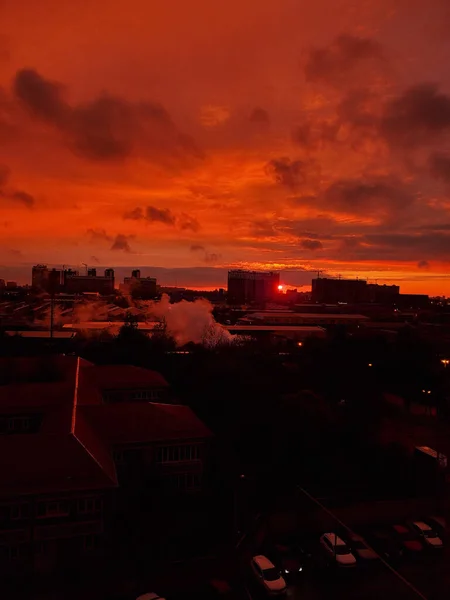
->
[172,473,202,490]
[1,544,27,560]
[113,449,125,465]
[36,500,69,519]
[156,445,200,463]
[0,414,41,435]
[83,534,100,551]
[77,498,101,515]
[130,390,160,401]
[10,503,29,520]
[34,541,49,556]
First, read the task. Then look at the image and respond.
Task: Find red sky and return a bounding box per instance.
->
[1,0,450,293]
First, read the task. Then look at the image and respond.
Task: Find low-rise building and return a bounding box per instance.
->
[0,355,211,576]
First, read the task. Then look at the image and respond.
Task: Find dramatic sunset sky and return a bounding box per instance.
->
[1,0,450,292]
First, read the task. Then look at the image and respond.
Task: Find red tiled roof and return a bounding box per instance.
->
[0,433,116,496]
[81,402,212,444]
[82,364,169,391]
[0,355,117,496]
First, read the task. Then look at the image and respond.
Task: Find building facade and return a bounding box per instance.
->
[227,270,280,305]
[0,356,211,577]
[63,269,115,295]
[122,270,157,299]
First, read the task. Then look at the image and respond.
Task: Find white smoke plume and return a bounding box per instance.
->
[142,294,234,347]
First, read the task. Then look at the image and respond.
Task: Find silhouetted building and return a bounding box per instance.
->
[63,269,115,295]
[0,356,211,576]
[397,293,430,309]
[312,277,368,304]
[122,270,157,299]
[32,264,48,291]
[367,283,400,303]
[0,279,5,290]
[227,270,280,305]
[312,277,405,305]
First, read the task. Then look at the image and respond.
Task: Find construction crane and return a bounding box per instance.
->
[82,263,88,275]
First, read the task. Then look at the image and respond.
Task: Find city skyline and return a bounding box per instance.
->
[2,1,450,295]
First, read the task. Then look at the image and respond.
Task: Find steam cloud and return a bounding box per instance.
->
[142,293,233,347]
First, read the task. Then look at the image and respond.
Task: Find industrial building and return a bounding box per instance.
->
[311,277,428,308]
[31,265,115,296]
[227,269,280,305]
[237,311,369,326]
[120,269,157,299]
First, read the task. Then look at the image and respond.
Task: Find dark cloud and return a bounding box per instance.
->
[204,252,221,264]
[14,68,67,123]
[190,244,220,263]
[123,205,199,230]
[86,228,113,242]
[429,152,450,183]
[124,205,176,225]
[381,84,450,146]
[251,220,279,237]
[123,207,144,220]
[304,35,384,86]
[266,157,319,191]
[13,68,203,163]
[111,234,134,253]
[8,190,35,207]
[145,206,176,225]
[90,255,100,264]
[361,233,450,260]
[418,260,430,269]
[300,239,323,250]
[249,107,270,125]
[0,164,10,186]
[178,213,200,232]
[322,177,413,215]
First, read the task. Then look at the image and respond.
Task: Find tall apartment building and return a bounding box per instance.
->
[227,270,280,305]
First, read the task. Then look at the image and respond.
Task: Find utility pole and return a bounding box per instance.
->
[50,293,54,339]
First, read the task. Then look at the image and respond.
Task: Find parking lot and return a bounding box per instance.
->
[241,488,450,600]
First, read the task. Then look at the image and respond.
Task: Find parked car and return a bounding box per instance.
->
[250,555,287,594]
[425,516,446,539]
[319,533,357,567]
[364,528,403,562]
[273,538,312,579]
[346,533,378,561]
[136,594,166,600]
[391,524,423,554]
[408,521,443,548]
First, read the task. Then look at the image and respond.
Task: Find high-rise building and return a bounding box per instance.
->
[32,264,49,291]
[31,265,62,293]
[63,268,115,295]
[227,270,280,305]
[312,277,368,304]
[122,270,157,299]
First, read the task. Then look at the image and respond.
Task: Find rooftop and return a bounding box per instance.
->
[0,355,210,496]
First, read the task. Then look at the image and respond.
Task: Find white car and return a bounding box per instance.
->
[251,555,287,594]
[136,594,166,600]
[409,521,443,548]
[348,533,378,561]
[320,533,357,566]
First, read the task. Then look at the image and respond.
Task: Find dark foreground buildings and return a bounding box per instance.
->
[227,269,280,305]
[31,265,115,296]
[0,356,211,576]
[312,277,429,308]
